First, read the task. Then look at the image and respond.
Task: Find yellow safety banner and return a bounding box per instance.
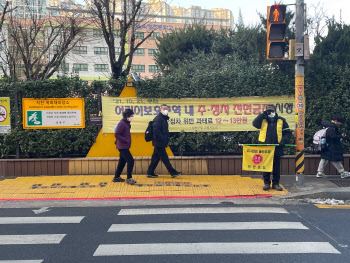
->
[102,95,294,133]
[0,97,11,134]
[22,98,85,129]
[242,146,275,172]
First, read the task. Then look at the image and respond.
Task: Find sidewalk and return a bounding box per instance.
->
[0,175,287,201]
[0,174,349,201]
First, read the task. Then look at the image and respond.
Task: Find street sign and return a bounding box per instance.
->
[22,98,85,129]
[0,97,11,134]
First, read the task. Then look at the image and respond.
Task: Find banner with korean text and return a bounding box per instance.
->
[22,98,85,129]
[102,95,294,133]
[242,146,275,172]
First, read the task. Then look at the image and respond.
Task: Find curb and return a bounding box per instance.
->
[0,194,273,202]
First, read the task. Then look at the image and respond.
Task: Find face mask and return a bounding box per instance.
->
[268,112,276,118]
[161,110,168,116]
[127,117,133,122]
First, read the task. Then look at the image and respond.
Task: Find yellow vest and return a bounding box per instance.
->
[258,119,283,143]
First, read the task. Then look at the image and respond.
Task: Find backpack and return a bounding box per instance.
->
[313,128,329,151]
[145,121,153,142]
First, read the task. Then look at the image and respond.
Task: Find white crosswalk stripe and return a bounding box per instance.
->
[94,206,341,258]
[94,242,341,256]
[0,217,84,224]
[108,222,309,232]
[0,260,43,263]
[0,234,66,245]
[117,207,289,215]
[0,216,84,262]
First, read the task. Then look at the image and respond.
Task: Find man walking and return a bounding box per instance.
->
[316,114,350,179]
[252,104,291,191]
[147,104,181,178]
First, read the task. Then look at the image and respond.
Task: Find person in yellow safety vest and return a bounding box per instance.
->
[252,104,291,191]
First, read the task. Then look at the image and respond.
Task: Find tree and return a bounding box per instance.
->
[0,0,88,81]
[308,2,329,45]
[155,24,233,71]
[88,0,157,79]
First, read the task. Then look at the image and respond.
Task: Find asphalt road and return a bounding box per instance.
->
[0,203,349,263]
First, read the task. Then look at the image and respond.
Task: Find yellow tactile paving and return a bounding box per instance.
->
[0,175,288,200]
[315,204,350,209]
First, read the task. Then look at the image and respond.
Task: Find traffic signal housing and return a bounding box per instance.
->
[267,5,287,60]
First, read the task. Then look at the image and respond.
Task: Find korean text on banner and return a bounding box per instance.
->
[0,97,11,134]
[102,96,294,133]
[22,98,85,129]
[242,146,276,172]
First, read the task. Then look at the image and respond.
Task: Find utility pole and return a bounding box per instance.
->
[295,0,305,186]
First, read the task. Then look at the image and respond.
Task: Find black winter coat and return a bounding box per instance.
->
[320,120,344,162]
[252,113,291,156]
[152,113,170,147]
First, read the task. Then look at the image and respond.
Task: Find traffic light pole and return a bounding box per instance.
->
[295,0,305,186]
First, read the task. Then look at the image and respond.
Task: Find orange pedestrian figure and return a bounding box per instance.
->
[273,8,279,21]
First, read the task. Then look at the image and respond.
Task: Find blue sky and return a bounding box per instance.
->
[173,0,350,25]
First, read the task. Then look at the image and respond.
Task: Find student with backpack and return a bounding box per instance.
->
[316,114,350,179]
[112,109,137,185]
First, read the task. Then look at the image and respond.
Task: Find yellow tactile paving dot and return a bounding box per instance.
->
[0,175,288,200]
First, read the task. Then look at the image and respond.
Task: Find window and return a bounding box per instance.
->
[93,29,103,38]
[94,47,108,55]
[115,47,121,55]
[73,63,88,72]
[113,30,120,38]
[151,32,161,39]
[32,47,43,59]
[94,64,108,72]
[132,65,145,72]
[72,46,87,54]
[58,62,69,72]
[149,65,160,73]
[135,32,144,39]
[148,49,158,56]
[134,48,144,56]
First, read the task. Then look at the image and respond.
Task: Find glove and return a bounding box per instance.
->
[262,111,269,119]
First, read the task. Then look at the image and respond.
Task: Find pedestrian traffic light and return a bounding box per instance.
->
[267,5,287,60]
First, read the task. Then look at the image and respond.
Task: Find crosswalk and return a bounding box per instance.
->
[0,216,84,262]
[94,207,341,259]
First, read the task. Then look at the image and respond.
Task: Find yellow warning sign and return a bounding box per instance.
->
[0,97,11,134]
[242,146,275,172]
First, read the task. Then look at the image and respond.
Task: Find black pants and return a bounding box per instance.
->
[147,147,177,175]
[115,149,134,179]
[262,154,281,185]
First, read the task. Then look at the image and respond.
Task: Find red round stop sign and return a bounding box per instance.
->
[252,154,263,165]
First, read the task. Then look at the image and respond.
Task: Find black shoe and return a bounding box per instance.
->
[272,184,283,191]
[263,184,270,190]
[171,171,182,178]
[126,178,137,185]
[112,177,125,182]
[147,174,158,178]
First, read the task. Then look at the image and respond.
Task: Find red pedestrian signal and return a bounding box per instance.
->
[267,5,287,60]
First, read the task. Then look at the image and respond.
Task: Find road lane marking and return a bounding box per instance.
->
[108,222,308,232]
[0,234,66,245]
[94,242,340,256]
[117,207,289,215]
[0,261,43,263]
[315,204,350,209]
[0,217,84,224]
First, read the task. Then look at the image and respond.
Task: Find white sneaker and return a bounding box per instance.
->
[340,172,350,179]
[316,172,327,178]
